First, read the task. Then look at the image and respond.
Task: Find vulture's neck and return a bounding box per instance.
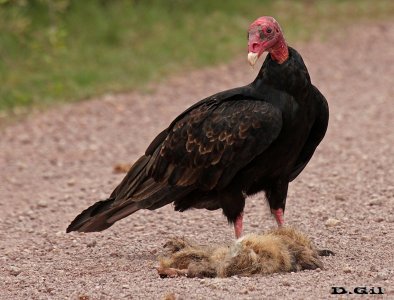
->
[252,47,311,98]
[269,37,289,64]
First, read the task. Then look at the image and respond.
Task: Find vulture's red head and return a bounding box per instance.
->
[247,16,289,66]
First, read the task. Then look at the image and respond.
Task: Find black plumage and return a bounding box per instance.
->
[67,17,328,236]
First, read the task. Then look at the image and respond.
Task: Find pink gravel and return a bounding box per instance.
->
[0,21,393,299]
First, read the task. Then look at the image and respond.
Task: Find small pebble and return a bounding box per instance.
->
[86,240,97,248]
[325,218,341,227]
[110,252,121,257]
[368,199,383,206]
[18,135,31,144]
[282,281,291,286]
[37,200,48,208]
[375,271,389,281]
[113,163,132,174]
[241,288,249,294]
[370,265,378,272]
[67,179,76,186]
[361,236,372,242]
[9,266,21,276]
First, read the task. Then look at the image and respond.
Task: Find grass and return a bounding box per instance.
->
[0,0,393,118]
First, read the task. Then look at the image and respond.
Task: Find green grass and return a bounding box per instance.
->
[0,0,393,117]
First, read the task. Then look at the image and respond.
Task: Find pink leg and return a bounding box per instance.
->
[234,212,244,239]
[271,208,284,226]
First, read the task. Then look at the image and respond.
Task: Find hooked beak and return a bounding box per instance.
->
[248,52,259,68]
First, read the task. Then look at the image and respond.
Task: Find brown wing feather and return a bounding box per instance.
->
[150,99,282,190]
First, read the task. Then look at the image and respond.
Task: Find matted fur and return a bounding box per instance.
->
[157,227,325,278]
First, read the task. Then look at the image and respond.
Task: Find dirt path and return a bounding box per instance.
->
[1,22,393,299]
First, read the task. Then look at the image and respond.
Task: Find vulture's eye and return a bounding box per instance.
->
[266,28,272,34]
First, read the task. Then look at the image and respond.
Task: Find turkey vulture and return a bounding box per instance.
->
[67,16,329,238]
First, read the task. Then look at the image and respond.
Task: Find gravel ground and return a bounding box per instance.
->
[0,22,393,299]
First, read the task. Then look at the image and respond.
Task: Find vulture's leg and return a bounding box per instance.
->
[266,180,288,227]
[271,208,284,226]
[220,186,245,239]
[234,212,244,239]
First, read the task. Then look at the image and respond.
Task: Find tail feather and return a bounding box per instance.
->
[66,198,140,233]
[67,155,152,233]
[67,184,192,233]
[67,152,193,233]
